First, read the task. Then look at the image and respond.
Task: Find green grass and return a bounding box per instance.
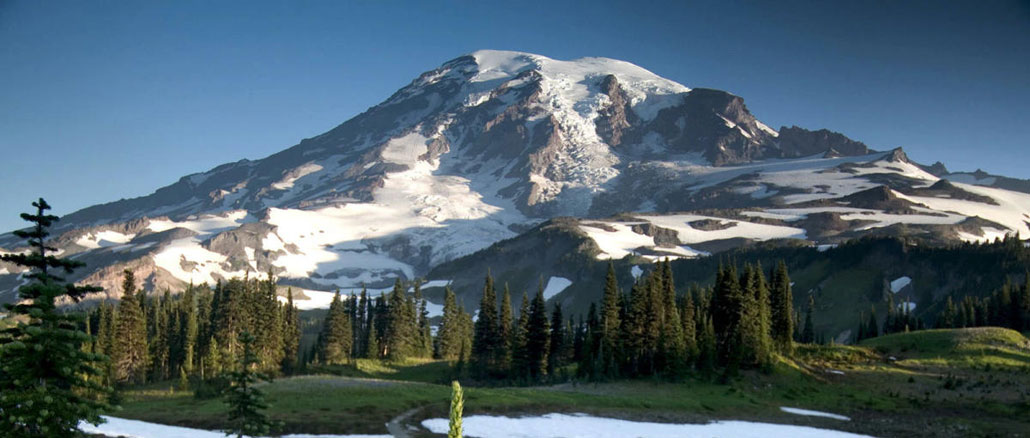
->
[860,327,1030,368]
[115,332,1030,437]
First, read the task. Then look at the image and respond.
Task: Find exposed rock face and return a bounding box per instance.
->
[776,126,872,158]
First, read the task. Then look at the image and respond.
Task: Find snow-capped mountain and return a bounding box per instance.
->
[1,50,1028,305]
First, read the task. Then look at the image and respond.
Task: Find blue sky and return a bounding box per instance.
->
[1,0,1027,231]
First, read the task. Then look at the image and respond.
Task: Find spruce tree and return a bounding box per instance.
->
[525,287,551,380]
[384,279,416,360]
[224,331,277,438]
[599,262,621,377]
[769,261,794,354]
[498,284,514,373]
[801,294,816,344]
[0,198,110,437]
[511,292,531,381]
[436,286,463,360]
[318,292,352,365]
[111,269,149,384]
[414,281,433,358]
[680,288,698,362]
[472,271,500,375]
[657,260,686,377]
[547,303,566,377]
[281,288,300,374]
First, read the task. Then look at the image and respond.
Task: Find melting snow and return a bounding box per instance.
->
[890,276,911,293]
[630,265,643,279]
[779,407,851,421]
[271,162,324,191]
[422,413,872,438]
[79,416,389,438]
[76,230,136,249]
[542,277,572,300]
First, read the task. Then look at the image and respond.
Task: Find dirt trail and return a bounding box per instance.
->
[386,407,423,438]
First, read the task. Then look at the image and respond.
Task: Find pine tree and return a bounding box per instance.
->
[696,315,717,376]
[202,335,222,379]
[498,284,514,373]
[511,292,531,381]
[769,261,794,354]
[801,294,816,344]
[680,288,698,363]
[281,288,301,374]
[149,290,171,381]
[447,381,464,438]
[111,269,149,384]
[472,271,501,375]
[224,331,277,438]
[599,263,621,377]
[182,284,199,375]
[547,303,566,377]
[385,279,416,360]
[437,286,463,360]
[318,291,353,365]
[0,198,111,437]
[525,286,551,380]
[414,281,433,358]
[657,260,686,377]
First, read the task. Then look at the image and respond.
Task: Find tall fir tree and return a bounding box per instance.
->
[525,286,551,380]
[599,262,621,378]
[472,271,501,375]
[498,284,514,373]
[769,261,794,354]
[414,281,434,358]
[317,292,353,365]
[547,303,566,377]
[224,331,277,438]
[111,270,149,384]
[801,294,816,343]
[281,288,301,374]
[0,198,110,437]
[384,279,416,360]
[436,286,463,360]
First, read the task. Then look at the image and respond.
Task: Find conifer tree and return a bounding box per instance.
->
[203,335,222,379]
[281,288,300,374]
[547,303,566,377]
[680,288,698,362]
[599,262,621,377]
[414,281,433,358]
[696,315,717,376]
[318,292,352,365]
[769,261,794,354]
[472,272,501,375]
[437,286,463,360]
[657,260,686,376]
[511,292,531,381]
[385,279,416,360]
[111,269,149,384]
[498,284,514,372]
[801,294,816,343]
[0,198,110,437]
[182,284,199,375]
[525,287,551,380]
[224,331,277,438]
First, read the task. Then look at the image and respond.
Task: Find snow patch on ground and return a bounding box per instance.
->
[79,416,389,438]
[422,413,872,438]
[780,407,851,421]
[271,162,324,191]
[76,230,135,249]
[278,289,341,311]
[630,265,643,279]
[890,276,911,293]
[542,277,572,300]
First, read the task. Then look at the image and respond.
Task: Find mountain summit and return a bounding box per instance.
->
[2,50,1028,304]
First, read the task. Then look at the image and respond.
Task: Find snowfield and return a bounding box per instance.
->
[421,413,874,438]
[78,416,390,438]
[542,277,573,300]
[890,276,911,293]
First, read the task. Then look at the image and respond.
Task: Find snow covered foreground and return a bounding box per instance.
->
[79,416,390,438]
[421,413,875,438]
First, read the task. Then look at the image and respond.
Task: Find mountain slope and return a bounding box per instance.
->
[1,49,1027,306]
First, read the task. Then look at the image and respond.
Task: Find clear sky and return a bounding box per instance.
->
[1,0,1027,232]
